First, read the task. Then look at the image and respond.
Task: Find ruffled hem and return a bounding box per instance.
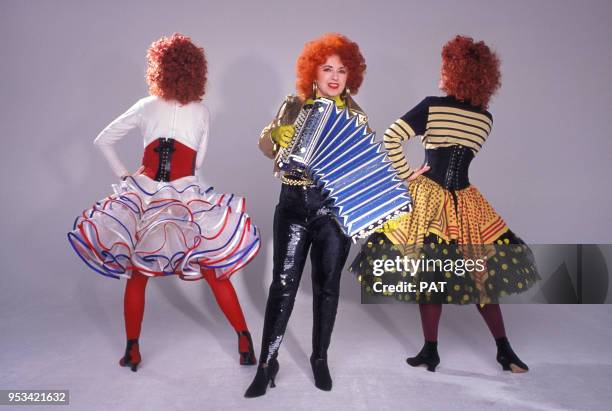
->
[68,175,260,280]
[351,230,540,304]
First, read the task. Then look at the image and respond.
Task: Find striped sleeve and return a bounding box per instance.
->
[384,98,429,179]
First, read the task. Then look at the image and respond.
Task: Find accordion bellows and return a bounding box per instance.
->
[276,98,412,239]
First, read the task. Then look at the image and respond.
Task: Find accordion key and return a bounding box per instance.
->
[277,98,412,239]
[276,102,322,173]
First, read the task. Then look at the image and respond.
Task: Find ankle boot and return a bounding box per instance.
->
[406,340,440,372]
[496,337,528,373]
[119,339,141,372]
[237,331,257,365]
[244,359,280,398]
[310,356,332,391]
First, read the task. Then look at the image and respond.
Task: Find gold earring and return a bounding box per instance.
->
[312,82,318,96]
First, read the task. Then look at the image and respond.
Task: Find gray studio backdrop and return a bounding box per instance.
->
[1,0,612,409]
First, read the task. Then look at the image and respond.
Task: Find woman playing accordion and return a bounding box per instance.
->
[246,33,368,397]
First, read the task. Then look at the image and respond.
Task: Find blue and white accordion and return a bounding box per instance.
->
[276,98,412,239]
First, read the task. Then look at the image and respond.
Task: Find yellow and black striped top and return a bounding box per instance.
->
[384,96,493,179]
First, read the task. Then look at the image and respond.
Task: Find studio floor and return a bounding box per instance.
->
[2,270,611,411]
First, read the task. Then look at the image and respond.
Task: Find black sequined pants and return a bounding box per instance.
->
[259,184,351,363]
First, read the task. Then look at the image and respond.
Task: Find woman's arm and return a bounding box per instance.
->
[93,99,144,178]
[258,119,277,159]
[195,105,211,170]
[258,97,292,159]
[258,96,303,159]
[384,98,429,180]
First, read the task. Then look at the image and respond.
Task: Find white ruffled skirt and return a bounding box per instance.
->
[68,175,260,280]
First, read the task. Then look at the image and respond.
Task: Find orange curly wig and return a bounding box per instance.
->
[440,35,501,109]
[295,33,366,100]
[146,33,207,105]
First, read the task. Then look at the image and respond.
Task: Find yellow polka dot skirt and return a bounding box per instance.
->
[387,175,509,248]
[349,176,540,304]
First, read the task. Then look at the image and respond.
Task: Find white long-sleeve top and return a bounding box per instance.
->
[93,95,210,178]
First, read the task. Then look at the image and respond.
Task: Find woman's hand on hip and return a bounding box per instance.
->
[407,163,430,182]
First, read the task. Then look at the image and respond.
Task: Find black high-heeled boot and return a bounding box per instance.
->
[496,337,529,373]
[244,359,280,398]
[310,356,332,391]
[119,339,141,372]
[309,225,346,392]
[406,340,440,372]
[237,331,257,365]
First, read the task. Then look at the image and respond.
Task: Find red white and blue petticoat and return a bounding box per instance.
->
[68,174,260,280]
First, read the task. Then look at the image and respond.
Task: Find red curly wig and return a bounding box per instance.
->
[146,33,207,105]
[295,33,366,100]
[440,35,501,109]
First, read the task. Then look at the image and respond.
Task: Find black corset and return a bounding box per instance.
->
[153,138,176,182]
[423,146,474,190]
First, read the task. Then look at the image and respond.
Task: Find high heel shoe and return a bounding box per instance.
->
[119,339,141,372]
[406,340,440,372]
[244,359,280,398]
[237,331,257,365]
[310,356,332,391]
[496,337,529,373]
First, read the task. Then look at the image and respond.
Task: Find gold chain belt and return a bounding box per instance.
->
[281,175,313,186]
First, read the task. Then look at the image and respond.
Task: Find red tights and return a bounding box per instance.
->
[123,269,248,341]
[418,303,507,342]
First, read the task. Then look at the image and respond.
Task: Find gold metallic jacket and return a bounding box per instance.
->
[258,95,369,178]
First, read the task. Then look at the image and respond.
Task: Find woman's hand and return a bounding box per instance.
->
[377,219,400,233]
[407,163,430,182]
[271,125,295,148]
[121,165,145,181]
